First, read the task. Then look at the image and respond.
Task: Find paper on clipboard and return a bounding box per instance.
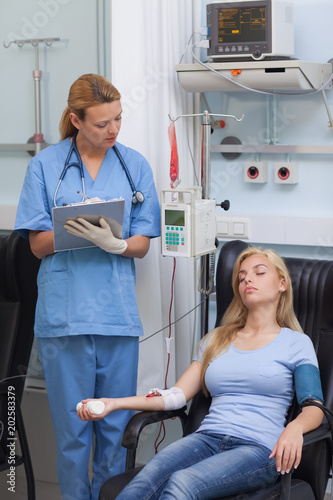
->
[52,199,125,252]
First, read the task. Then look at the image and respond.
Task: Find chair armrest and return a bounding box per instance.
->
[279,422,332,500]
[121,406,188,471]
[302,422,331,447]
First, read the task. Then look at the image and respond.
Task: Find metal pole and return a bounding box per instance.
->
[321,89,333,128]
[200,110,211,337]
[33,42,43,155]
[201,110,211,200]
[3,38,60,156]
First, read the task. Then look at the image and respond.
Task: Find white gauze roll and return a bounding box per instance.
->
[157,387,186,411]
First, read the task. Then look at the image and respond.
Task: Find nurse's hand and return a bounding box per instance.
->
[64,217,128,254]
[76,398,114,421]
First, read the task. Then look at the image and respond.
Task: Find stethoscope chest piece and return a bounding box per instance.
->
[132,190,145,204]
[113,144,144,205]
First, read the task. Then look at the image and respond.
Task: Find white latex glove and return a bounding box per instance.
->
[64,217,128,254]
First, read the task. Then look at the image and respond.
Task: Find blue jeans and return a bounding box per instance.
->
[116,432,279,500]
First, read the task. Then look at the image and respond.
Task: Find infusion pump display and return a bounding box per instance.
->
[165,209,185,227]
[161,188,216,258]
[163,207,189,254]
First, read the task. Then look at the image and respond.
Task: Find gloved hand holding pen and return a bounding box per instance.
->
[64,217,128,254]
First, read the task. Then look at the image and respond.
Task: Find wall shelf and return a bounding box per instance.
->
[211,144,333,155]
[0,143,48,153]
[176,60,332,93]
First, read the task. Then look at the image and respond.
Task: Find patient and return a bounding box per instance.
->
[77,246,324,500]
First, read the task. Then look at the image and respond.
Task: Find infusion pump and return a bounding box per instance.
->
[161,187,216,258]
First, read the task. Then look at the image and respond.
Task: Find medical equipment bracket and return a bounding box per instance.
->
[176,60,333,92]
[176,60,333,130]
[1,37,60,155]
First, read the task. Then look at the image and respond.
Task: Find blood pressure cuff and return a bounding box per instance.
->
[294,363,324,406]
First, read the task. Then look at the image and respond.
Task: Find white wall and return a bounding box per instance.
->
[0,0,110,207]
[199,0,333,259]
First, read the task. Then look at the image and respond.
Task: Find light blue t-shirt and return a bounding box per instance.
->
[195,328,319,451]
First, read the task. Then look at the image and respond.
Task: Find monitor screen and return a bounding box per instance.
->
[217,6,266,44]
[207,1,273,60]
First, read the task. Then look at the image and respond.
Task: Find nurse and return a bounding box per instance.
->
[15,73,161,500]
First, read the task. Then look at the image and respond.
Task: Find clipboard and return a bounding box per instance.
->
[52,199,125,252]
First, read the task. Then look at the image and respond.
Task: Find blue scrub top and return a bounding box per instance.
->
[15,139,161,338]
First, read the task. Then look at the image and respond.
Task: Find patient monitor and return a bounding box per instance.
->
[161,187,216,258]
[206,0,294,61]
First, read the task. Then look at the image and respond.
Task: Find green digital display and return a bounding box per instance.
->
[165,209,185,226]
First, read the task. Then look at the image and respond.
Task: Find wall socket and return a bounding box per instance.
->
[216,217,250,239]
[274,162,299,184]
[244,162,268,183]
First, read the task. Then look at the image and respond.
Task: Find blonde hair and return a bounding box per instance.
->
[199,246,303,394]
[59,74,121,141]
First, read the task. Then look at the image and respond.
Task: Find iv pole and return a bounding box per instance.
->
[200,110,212,336]
[2,37,60,155]
[169,110,243,337]
[199,110,231,337]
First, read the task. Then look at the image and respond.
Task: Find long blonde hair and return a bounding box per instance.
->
[59,74,121,141]
[199,246,303,394]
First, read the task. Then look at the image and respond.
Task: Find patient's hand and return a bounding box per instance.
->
[269,421,303,474]
[76,398,113,421]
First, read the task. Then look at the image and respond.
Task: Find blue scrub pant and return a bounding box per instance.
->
[38,335,139,500]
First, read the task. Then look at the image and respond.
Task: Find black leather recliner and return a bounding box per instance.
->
[99,240,333,500]
[0,232,40,500]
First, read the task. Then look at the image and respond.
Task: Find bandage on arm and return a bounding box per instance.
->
[294,363,324,405]
[147,386,186,411]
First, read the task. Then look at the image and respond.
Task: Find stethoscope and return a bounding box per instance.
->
[53,130,145,207]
